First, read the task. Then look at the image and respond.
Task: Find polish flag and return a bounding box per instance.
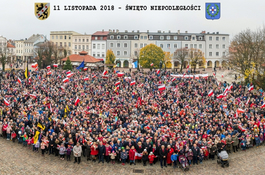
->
[216,94,224,99]
[156,70,160,74]
[74,97,80,106]
[49,103,53,113]
[103,70,108,75]
[228,84,233,91]
[84,77,89,81]
[46,65,51,69]
[114,86,120,92]
[248,85,254,92]
[223,104,227,109]
[130,81,136,86]
[185,104,190,109]
[47,71,52,75]
[237,108,245,114]
[35,68,38,71]
[30,94,37,99]
[115,81,120,86]
[17,77,22,84]
[66,70,71,74]
[28,77,32,83]
[4,98,9,106]
[138,83,144,88]
[261,103,265,108]
[213,73,215,76]
[53,64,58,68]
[245,98,250,105]
[63,78,69,83]
[83,67,88,71]
[176,98,179,104]
[92,75,96,78]
[117,72,124,77]
[31,63,38,68]
[208,90,214,97]
[158,84,166,91]
[67,73,74,78]
[150,63,154,67]
[60,86,65,90]
[171,77,176,82]
[221,74,224,78]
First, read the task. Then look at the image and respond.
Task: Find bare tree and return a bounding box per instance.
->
[174,48,188,72]
[188,48,204,72]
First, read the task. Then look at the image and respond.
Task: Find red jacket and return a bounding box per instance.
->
[129,149,136,160]
[90,145,98,155]
[11,133,16,138]
[105,145,111,156]
[148,154,155,162]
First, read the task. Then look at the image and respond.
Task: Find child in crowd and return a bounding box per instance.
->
[109,151,117,164]
[59,143,66,160]
[120,148,128,165]
[187,149,193,166]
[199,149,204,164]
[66,144,72,161]
[35,140,40,152]
[171,152,178,168]
[129,146,136,165]
[11,131,16,143]
[41,139,46,156]
[148,152,155,166]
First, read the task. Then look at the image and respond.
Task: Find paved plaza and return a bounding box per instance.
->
[0,139,264,175]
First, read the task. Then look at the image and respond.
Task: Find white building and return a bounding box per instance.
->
[91,30,109,61]
[24,34,46,61]
[72,34,91,55]
[14,39,24,61]
[0,36,7,54]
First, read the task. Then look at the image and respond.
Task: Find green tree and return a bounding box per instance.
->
[63,57,72,70]
[139,44,165,68]
[0,51,6,71]
[105,49,116,68]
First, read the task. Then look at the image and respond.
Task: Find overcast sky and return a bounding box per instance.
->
[1,0,265,40]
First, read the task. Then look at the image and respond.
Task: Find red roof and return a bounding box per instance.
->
[92,31,109,36]
[61,51,101,63]
[7,43,15,48]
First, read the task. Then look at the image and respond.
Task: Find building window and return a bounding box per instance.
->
[117,43,120,47]
[199,37,203,40]
[86,45,89,50]
[222,44,225,49]
[124,43,128,48]
[110,43,113,47]
[95,37,98,40]
[144,36,147,40]
[144,43,147,47]
[56,42,58,46]
[192,36,195,40]
[78,45,81,49]
[56,36,58,39]
[140,43,143,48]
[199,44,202,49]
[216,37,219,41]
[68,42,71,47]
[97,52,100,57]
[60,36,63,39]
[79,39,81,42]
[102,44,105,49]
[117,51,120,56]
[82,45,85,50]
[60,42,62,46]
[93,44,96,49]
[167,36,170,40]
[52,36,54,39]
[135,43,138,48]
[124,35,128,39]
[194,44,197,49]
[69,36,71,40]
[216,44,219,49]
[184,36,188,40]
[93,52,95,57]
[223,52,225,56]
[97,44,100,49]
[134,35,138,40]
[160,36,164,40]
[110,35,114,39]
[140,36,143,39]
[190,44,193,48]
[124,51,127,56]
[174,44,178,48]
[100,37,103,40]
[82,39,84,42]
[75,52,77,54]
[75,45,77,49]
[87,39,89,42]
[185,44,188,48]
[102,52,105,57]
[174,36,177,40]
[209,52,212,56]
[160,44,163,48]
[149,36,153,40]
[216,52,219,56]
[134,51,138,56]
[65,36,67,39]
[117,35,121,39]
[222,37,225,41]
[209,36,212,41]
[209,44,212,49]
[75,39,77,42]
[167,44,170,48]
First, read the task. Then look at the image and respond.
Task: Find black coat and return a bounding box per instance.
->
[192,146,200,157]
[98,145,105,155]
[159,148,168,159]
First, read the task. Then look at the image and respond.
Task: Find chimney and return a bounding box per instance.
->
[125,30,128,33]
[185,31,188,33]
[158,30,161,33]
[102,29,104,32]
[116,29,119,33]
[169,30,171,33]
[163,31,165,33]
[216,32,219,34]
[109,29,112,32]
[147,30,149,33]
[132,30,134,33]
[178,30,180,34]
[113,29,115,32]
[213,32,215,34]
[201,31,206,34]
[137,30,139,33]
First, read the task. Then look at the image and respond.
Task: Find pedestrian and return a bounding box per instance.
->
[109,151,117,164]
[171,152,178,168]
[58,143,66,160]
[129,145,136,165]
[159,145,167,168]
[90,142,98,162]
[73,142,82,164]
[120,148,128,165]
[98,141,105,163]
[148,152,156,166]
[187,149,193,165]
[66,145,72,161]
[142,149,148,166]
[41,139,46,156]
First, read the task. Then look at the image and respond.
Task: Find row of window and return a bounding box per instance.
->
[52,35,71,40]
[55,42,71,47]
[183,44,203,49]
[75,45,89,50]
[110,35,204,41]
[209,44,226,49]
[209,52,226,57]
[92,52,105,57]
[24,49,33,53]
[92,43,105,49]
[16,50,23,54]
[74,38,90,43]
[209,36,226,41]
[110,43,128,48]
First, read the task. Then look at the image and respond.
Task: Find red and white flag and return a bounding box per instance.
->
[67,73,74,78]
[83,67,88,71]
[30,94,37,99]
[213,73,215,76]
[103,70,108,75]
[248,85,254,92]
[117,72,124,77]
[84,77,89,81]
[28,77,32,83]
[216,94,224,99]
[74,97,80,106]
[208,90,214,97]
[171,77,176,82]
[187,65,189,69]
[46,65,51,69]
[53,64,58,68]
[223,104,227,109]
[228,84,233,91]
[261,103,265,108]
[114,86,120,92]
[221,74,224,78]
[156,70,160,74]
[66,70,71,74]
[245,98,250,105]
[60,86,65,90]
[138,83,144,88]
[237,108,245,114]
[115,81,120,86]
[130,81,136,86]
[47,71,52,75]
[150,63,154,67]
[158,84,166,91]
[17,77,22,84]
[4,98,9,106]
[63,78,69,83]
[49,103,53,112]
[31,63,38,68]
[185,104,190,109]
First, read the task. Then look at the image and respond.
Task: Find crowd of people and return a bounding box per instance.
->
[0,68,265,169]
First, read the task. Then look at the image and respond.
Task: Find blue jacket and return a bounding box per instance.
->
[171,154,178,161]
